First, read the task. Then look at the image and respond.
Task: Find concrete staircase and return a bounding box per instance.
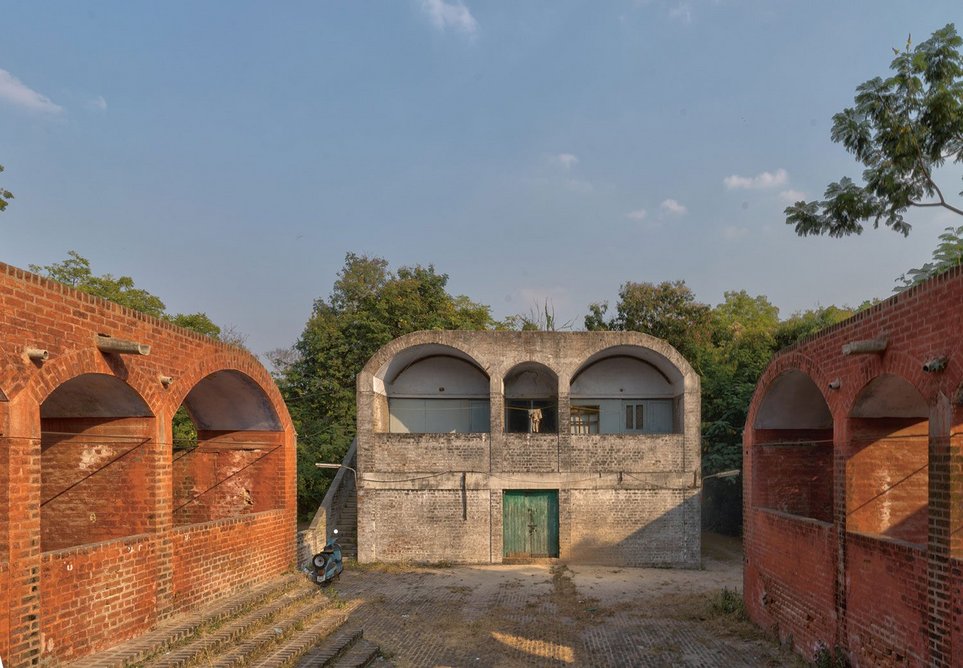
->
[66,574,379,668]
[333,485,358,559]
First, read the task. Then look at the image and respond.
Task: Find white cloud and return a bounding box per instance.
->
[668,2,693,23]
[421,0,478,35]
[564,178,594,194]
[0,68,63,114]
[778,189,806,203]
[723,226,749,240]
[553,153,579,169]
[724,168,788,190]
[87,95,108,112]
[660,198,687,216]
[625,208,648,221]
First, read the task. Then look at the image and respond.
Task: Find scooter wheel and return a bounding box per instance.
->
[312,553,328,569]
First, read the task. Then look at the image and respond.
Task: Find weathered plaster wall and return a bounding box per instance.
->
[356,331,701,568]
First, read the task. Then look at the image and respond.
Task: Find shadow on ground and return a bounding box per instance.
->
[324,533,804,667]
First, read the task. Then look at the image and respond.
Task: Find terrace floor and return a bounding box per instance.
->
[325,533,803,667]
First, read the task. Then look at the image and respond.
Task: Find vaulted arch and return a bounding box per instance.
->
[750,369,834,522]
[40,373,156,551]
[846,373,929,544]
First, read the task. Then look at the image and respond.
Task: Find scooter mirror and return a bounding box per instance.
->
[333,529,339,535]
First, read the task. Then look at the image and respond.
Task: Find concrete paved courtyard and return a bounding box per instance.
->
[322,534,804,667]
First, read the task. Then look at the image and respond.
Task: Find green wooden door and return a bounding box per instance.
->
[503,490,559,558]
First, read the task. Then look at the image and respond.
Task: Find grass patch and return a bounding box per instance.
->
[706,588,747,620]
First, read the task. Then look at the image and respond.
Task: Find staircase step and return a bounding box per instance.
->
[67,574,304,668]
[207,596,336,667]
[330,639,380,668]
[295,627,363,667]
[253,613,352,668]
[146,584,320,667]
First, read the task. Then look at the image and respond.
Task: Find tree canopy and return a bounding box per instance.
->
[30,250,233,342]
[274,253,495,517]
[786,23,963,238]
[585,280,711,362]
[0,164,12,213]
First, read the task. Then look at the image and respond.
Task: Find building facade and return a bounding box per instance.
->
[355,331,701,567]
[0,263,297,666]
[744,268,963,667]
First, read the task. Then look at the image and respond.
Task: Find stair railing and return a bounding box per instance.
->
[299,438,357,567]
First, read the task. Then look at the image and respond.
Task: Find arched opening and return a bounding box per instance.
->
[375,345,490,434]
[570,347,683,435]
[504,362,558,434]
[751,370,834,521]
[846,374,929,543]
[40,373,155,551]
[172,370,284,526]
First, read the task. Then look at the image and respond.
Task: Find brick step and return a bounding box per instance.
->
[206,596,340,667]
[145,584,321,667]
[294,627,365,667]
[329,639,380,667]
[255,617,354,668]
[66,574,305,668]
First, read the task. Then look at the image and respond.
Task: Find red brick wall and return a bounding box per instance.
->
[172,510,290,611]
[0,262,297,666]
[744,266,963,667]
[950,560,963,662]
[752,429,833,522]
[40,535,157,663]
[744,509,836,658]
[845,534,927,666]
[40,417,156,551]
[173,431,285,526]
[846,419,928,544]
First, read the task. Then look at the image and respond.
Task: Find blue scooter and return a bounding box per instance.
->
[312,528,344,586]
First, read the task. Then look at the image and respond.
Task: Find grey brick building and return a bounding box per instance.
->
[355,331,701,567]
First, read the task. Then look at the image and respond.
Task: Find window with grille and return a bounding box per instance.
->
[570,405,600,434]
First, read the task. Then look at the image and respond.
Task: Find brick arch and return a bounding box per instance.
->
[361,331,491,383]
[21,347,160,416]
[836,349,932,419]
[500,359,560,387]
[165,350,293,431]
[746,351,832,429]
[564,333,696,389]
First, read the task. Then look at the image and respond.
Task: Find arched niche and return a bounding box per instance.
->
[375,345,490,434]
[750,370,834,522]
[181,370,282,431]
[846,373,929,544]
[570,347,683,435]
[40,373,155,551]
[173,370,285,526]
[504,362,558,433]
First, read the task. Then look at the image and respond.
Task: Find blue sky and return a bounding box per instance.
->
[2,1,962,357]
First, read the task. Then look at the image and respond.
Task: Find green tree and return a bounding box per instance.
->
[786,24,963,238]
[773,305,855,349]
[701,292,780,475]
[897,224,963,288]
[31,251,167,316]
[278,253,494,518]
[30,251,239,342]
[0,164,13,213]
[585,280,712,362]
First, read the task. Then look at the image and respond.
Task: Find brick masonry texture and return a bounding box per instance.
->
[744,265,963,667]
[0,262,297,666]
[355,331,701,568]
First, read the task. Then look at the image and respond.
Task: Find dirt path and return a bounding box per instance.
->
[324,534,803,667]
